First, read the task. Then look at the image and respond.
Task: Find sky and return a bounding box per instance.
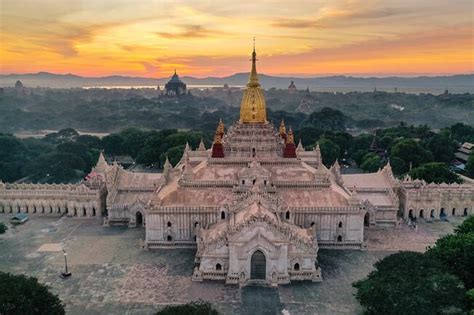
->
[0,0,473,77]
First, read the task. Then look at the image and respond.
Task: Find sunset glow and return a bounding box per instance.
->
[1,0,472,77]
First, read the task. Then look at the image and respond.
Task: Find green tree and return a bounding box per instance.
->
[455,215,474,235]
[450,123,474,143]
[353,252,467,315]
[120,128,147,158]
[102,134,124,156]
[56,141,93,171]
[0,272,65,314]
[318,138,340,167]
[423,133,456,163]
[427,219,474,289]
[76,135,103,150]
[409,162,461,184]
[390,139,433,173]
[24,152,86,183]
[320,131,353,157]
[360,153,383,173]
[465,153,474,178]
[389,156,406,175]
[467,288,474,313]
[156,301,218,315]
[351,149,369,166]
[0,222,7,234]
[297,127,323,148]
[304,107,347,131]
[163,145,185,167]
[348,134,373,157]
[43,128,79,144]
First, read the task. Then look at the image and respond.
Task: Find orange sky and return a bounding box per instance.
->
[0,0,473,77]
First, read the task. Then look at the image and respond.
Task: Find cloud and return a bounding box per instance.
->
[156,25,227,39]
[272,18,323,29]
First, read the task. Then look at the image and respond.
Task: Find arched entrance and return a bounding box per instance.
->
[440,208,446,218]
[419,209,424,218]
[250,250,266,280]
[430,209,435,218]
[364,212,370,227]
[136,212,143,227]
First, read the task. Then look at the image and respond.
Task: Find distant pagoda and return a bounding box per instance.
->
[165,70,187,96]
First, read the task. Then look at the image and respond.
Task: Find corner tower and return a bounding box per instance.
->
[239,41,267,124]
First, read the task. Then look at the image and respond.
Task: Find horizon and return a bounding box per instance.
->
[1,0,473,77]
[3,71,474,80]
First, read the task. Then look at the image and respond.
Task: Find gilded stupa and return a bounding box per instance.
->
[239,42,267,124]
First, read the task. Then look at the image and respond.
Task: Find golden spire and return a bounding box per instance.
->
[248,37,259,88]
[216,118,225,135]
[286,127,295,144]
[279,118,286,136]
[239,39,267,124]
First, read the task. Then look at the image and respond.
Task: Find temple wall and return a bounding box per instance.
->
[145,208,219,247]
[293,211,365,246]
[0,183,106,217]
[400,184,473,219]
[145,209,365,249]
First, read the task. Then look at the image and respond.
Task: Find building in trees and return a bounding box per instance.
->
[165,70,187,96]
[287,80,297,93]
[455,142,473,165]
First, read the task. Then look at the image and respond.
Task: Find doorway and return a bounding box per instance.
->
[364,212,370,227]
[136,212,143,227]
[250,250,266,280]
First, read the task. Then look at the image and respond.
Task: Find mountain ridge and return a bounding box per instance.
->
[1,72,473,92]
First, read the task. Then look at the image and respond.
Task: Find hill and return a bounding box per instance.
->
[1,72,472,93]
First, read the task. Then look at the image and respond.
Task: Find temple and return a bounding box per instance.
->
[165,70,187,96]
[0,45,472,287]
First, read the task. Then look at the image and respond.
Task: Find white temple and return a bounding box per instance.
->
[0,46,472,286]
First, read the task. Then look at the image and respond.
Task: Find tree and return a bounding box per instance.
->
[0,272,65,314]
[102,134,124,156]
[43,128,79,144]
[390,139,433,173]
[303,107,347,131]
[423,133,456,163]
[409,162,461,184]
[56,141,93,171]
[318,138,340,167]
[427,219,474,289]
[449,123,474,143]
[455,215,474,235]
[389,156,406,175]
[348,134,373,157]
[120,128,147,158]
[360,153,383,173]
[76,135,103,150]
[351,149,369,166]
[467,288,474,313]
[465,153,474,178]
[353,252,467,315]
[23,152,86,183]
[297,127,324,148]
[0,222,7,234]
[156,301,218,315]
[162,145,185,167]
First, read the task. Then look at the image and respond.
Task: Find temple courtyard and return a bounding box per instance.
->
[0,214,465,315]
